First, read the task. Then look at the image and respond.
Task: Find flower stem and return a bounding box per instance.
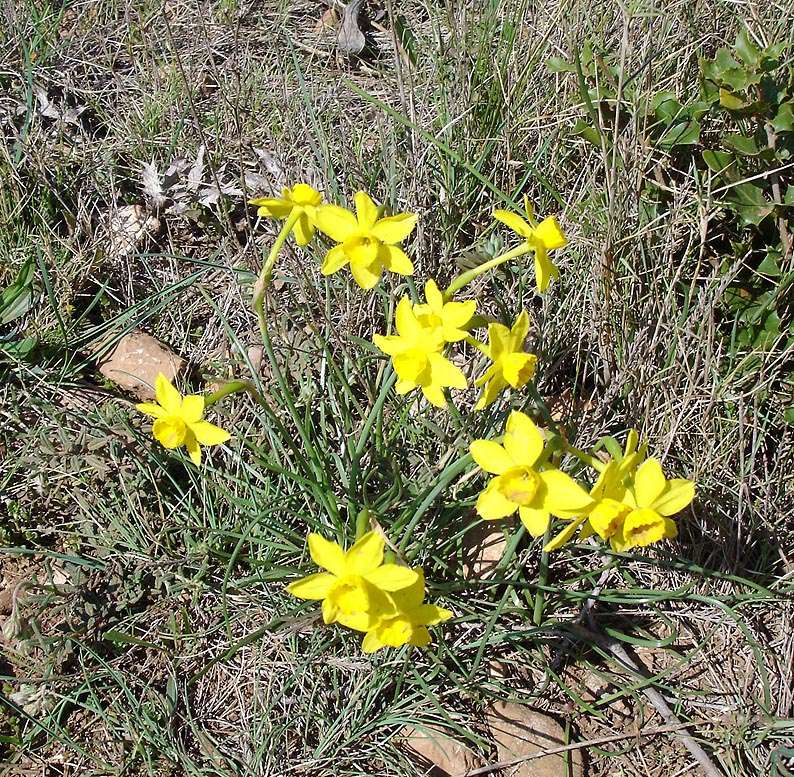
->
[565,444,606,472]
[252,210,301,313]
[533,523,552,626]
[443,243,531,300]
[464,335,490,356]
[204,380,253,407]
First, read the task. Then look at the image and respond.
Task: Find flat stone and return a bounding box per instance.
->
[98,330,185,400]
[485,702,583,777]
[400,724,483,776]
[461,521,507,579]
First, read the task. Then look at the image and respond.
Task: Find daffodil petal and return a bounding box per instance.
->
[493,208,533,238]
[345,531,385,575]
[286,572,336,599]
[184,431,201,465]
[511,310,530,342]
[543,514,589,552]
[289,183,322,206]
[152,416,187,449]
[370,213,417,243]
[322,597,338,624]
[293,213,315,246]
[653,479,695,516]
[190,420,230,446]
[363,564,418,591]
[538,469,594,518]
[354,191,379,230]
[503,411,544,466]
[395,296,421,338]
[534,246,553,293]
[469,440,514,474]
[408,626,431,647]
[413,604,453,626]
[394,350,430,384]
[316,204,358,242]
[424,279,443,311]
[534,216,567,249]
[362,630,386,653]
[474,375,505,410]
[634,459,667,507]
[373,334,406,356]
[181,394,205,424]
[380,244,414,275]
[422,384,447,407]
[307,533,347,576]
[155,373,182,414]
[250,197,292,218]
[321,244,349,275]
[336,609,375,632]
[427,351,467,390]
[476,481,517,519]
[442,301,476,339]
[136,402,166,418]
[518,505,550,536]
[349,258,382,289]
[501,352,537,389]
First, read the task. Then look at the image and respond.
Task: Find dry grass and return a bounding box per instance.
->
[1,0,793,775]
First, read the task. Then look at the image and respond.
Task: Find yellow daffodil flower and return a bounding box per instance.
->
[412,279,476,343]
[249,183,323,246]
[543,459,630,551]
[474,310,537,410]
[286,531,419,631]
[373,290,469,408]
[613,458,694,551]
[361,570,452,653]
[316,191,417,289]
[493,198,567,293]
[469,411,593,536]
[136,373,230,465]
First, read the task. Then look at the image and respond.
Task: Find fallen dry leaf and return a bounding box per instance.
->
[106,204,160,261]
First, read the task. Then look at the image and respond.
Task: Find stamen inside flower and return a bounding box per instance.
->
[622,508,666,547]
[499,466,541,505]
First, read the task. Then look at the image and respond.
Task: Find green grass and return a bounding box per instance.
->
[1,0,793,775]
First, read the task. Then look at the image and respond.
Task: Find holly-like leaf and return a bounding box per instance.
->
[547,56,576,73]
[719,88,748,110]
[657,119,700,148]
[735,29,761,69]
[771,101,794,132]
[722,134,761,156]
[651,91,683,123]
[703,149,736,176]
[724,182,774,225]
[571,118,602,146]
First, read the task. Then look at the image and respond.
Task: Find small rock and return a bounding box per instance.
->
[98,330,185,400]
[485,702,583,777]
[401,724,483,776]
[462,521,507,579]
[247,345,263,373]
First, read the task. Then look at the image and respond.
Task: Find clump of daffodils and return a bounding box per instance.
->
[469,417,695,554]
[131,181,699,660]
[287,531,451,652]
